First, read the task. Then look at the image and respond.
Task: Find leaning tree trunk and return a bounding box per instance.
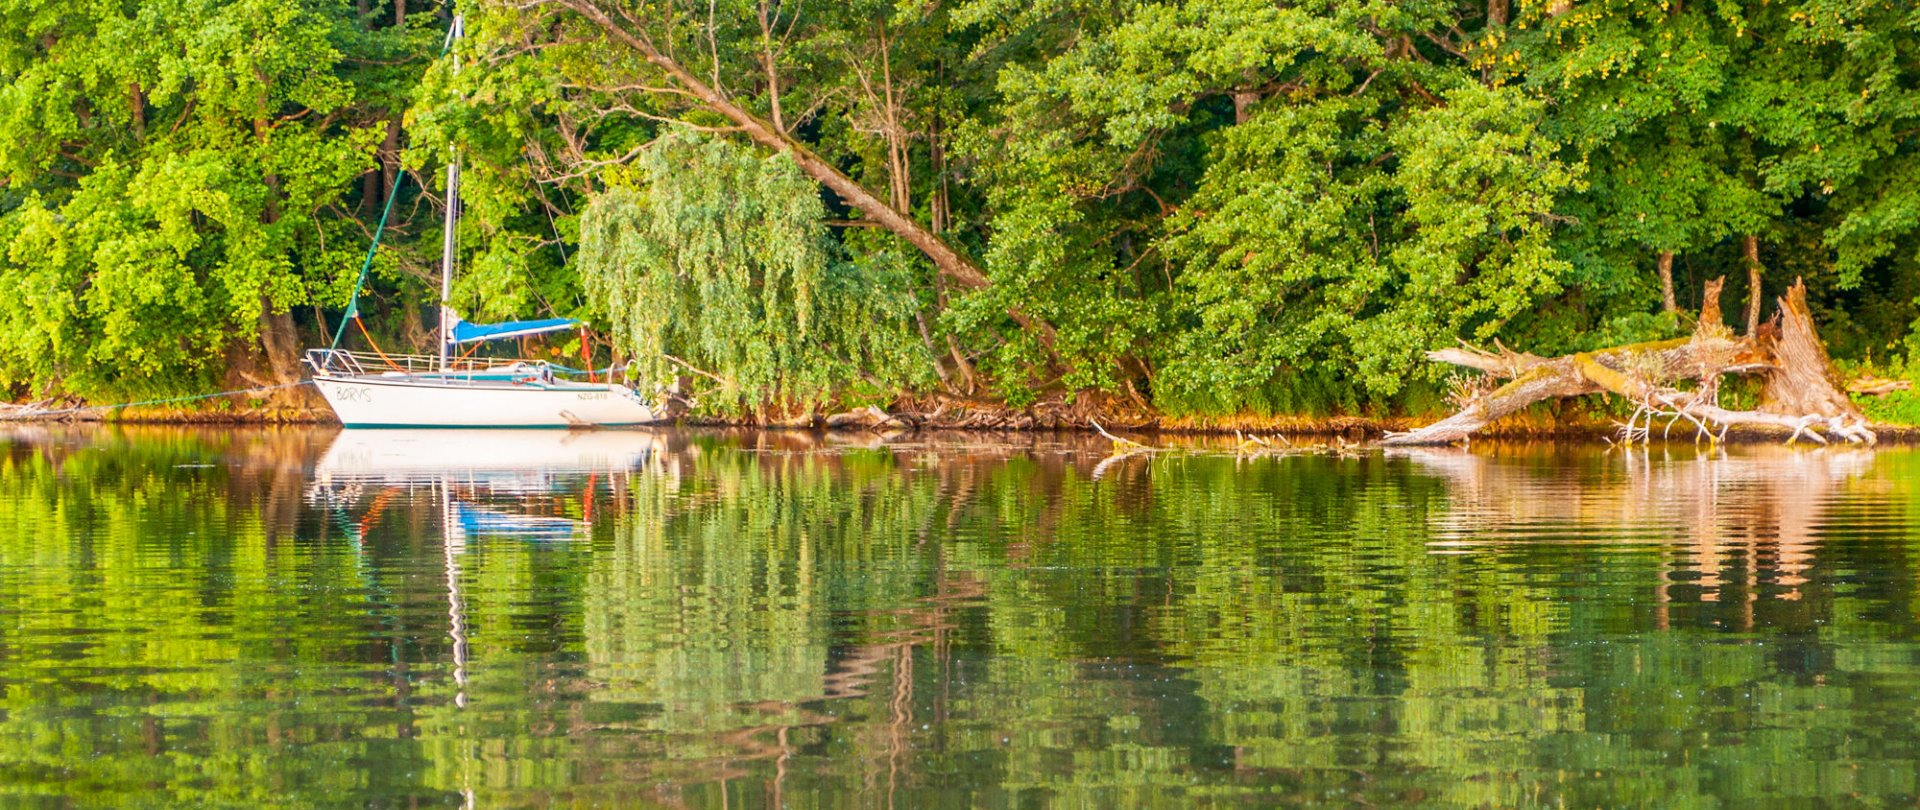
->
[551,0,1067,365]
[1382,278,1872,446]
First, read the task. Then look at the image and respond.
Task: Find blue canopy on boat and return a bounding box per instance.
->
[449,316,580,345]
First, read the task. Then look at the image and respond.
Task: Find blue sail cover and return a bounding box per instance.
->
[449,316,580,345]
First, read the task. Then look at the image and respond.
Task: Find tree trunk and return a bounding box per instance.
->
[1743,235,1762,336]
[251,65,298,392]
[1383,278,1872,446]
[1758,281,1857,423]
[381,114,401,201]
[401,301,429,354]
[912,306,952,388]
[361,171,380,214]
[257,307,304,386]
[364,110,397,215]
[1382,335,1718,445]
[566,1,986,290]
[876,22,911,214]
[128,82,146,138]
[1657,250,1677,313]
[388,0,406,192]
[1232,90,1259,125]
[930,111,949,234]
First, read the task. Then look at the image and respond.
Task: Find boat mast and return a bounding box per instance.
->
[438,14,464,373]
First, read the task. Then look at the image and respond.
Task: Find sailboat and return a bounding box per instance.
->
[305,15,659,429]
[305,325,660,427]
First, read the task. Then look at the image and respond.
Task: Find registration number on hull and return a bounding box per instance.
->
[329,385,374,402]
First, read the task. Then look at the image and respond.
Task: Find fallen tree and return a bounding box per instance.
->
[1382,278,1875,446]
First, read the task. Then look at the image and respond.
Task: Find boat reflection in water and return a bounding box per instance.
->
[312,428,660,489]
[309,428,662,540]
[307,429,661,703]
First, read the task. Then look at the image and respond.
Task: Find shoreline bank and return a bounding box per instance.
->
[10,399,1917,444]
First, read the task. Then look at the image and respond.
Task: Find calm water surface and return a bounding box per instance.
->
[2,427,1918,808]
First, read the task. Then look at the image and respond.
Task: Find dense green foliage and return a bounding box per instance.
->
[4,0,1920,415]
[0,0,445,398]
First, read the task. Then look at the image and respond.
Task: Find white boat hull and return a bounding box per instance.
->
[314,374,660,428]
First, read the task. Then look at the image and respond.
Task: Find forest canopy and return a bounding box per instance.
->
[2,0,1918,420]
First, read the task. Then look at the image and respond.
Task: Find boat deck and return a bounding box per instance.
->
[307,348,619,390]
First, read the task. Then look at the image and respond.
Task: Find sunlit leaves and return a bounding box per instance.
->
[578,132,933,415]
[0,0,406,397]
[1159,85,1575,407]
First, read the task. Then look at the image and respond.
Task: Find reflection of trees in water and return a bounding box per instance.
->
[1406,444,1880,611]
[8,428,1920,808]
[568,432,1004,806]
[561,438,1920,808]
[1361,444,1920,805]
[0,426,442,806]
[557,441,1457,805]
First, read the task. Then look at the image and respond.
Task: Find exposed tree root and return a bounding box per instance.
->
[1383,278,1874,447]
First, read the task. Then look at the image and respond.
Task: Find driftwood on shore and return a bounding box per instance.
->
[1383,278,1874,447]
[0,401,57,421]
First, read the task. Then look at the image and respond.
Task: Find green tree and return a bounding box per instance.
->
[960,0,1579,412]
[6,0,1920,419]
[0,0,444,400]
[576,132,933,415]
[1500,0,1920,351]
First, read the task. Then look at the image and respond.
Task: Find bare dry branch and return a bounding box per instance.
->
[1385,279,1874,447]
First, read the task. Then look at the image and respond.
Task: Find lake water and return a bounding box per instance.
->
[1,427,1917,807]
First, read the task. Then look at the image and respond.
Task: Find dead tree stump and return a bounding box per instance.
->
[1382,278,1873,446]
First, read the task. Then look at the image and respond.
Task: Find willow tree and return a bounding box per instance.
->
[452,0,1073,395]
[577,133,932,417]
